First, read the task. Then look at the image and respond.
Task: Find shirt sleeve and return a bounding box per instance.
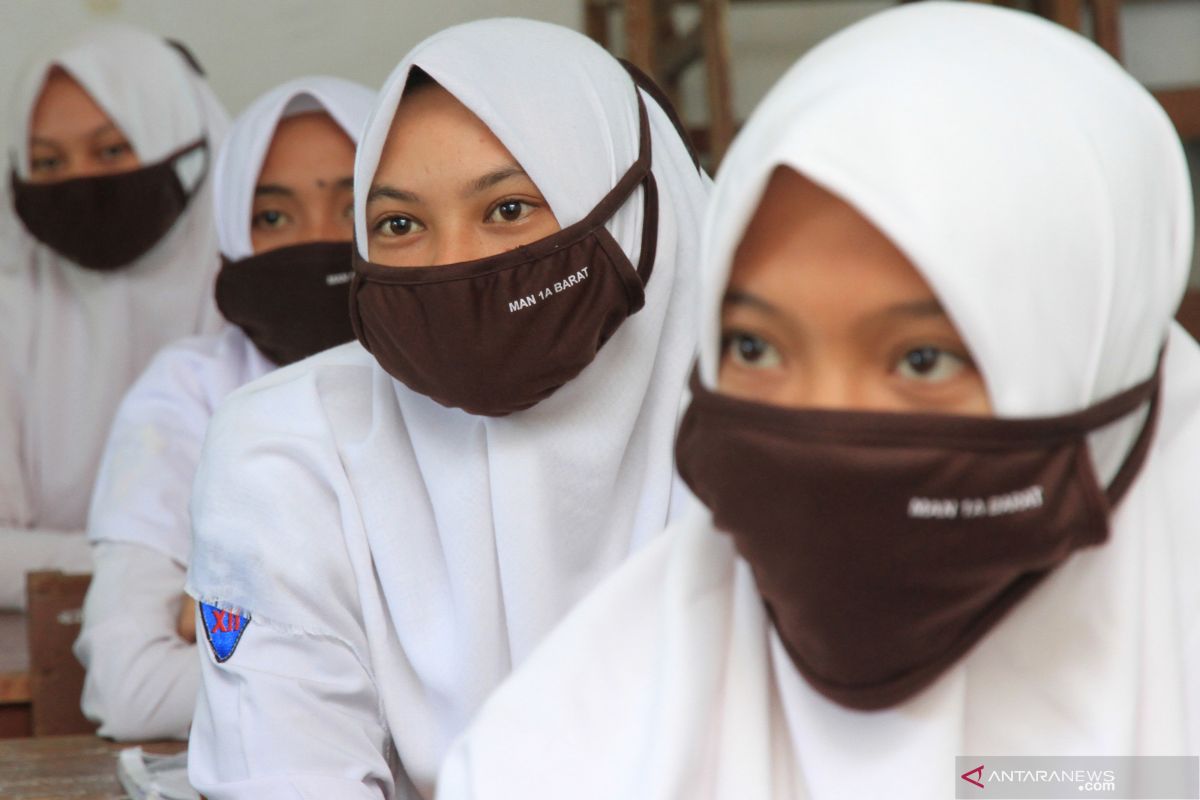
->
[86,335,234,569]
[185,371,401,800]
[73,541,197,741]
[0,526,92,609]
[188,612,395,800]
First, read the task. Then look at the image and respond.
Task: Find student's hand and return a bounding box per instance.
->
[177,596,197,643]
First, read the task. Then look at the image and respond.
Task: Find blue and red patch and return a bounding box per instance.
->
[200,602,250,663]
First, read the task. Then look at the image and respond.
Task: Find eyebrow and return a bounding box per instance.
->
[724,290,947,323]
[879,299,946,318]
[260,176,354,195]
[367,184,419,204]
[366,164,530,207]
[465,164,526,197]
[30,123,125,151]
[88,122,121,140]
[723,289,784,317]
[254,184,295,198]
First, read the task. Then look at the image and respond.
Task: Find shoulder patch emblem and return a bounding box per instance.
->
[200,602,250,663]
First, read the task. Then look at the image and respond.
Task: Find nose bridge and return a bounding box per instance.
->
[64,142,102,180]
[799,361,855,409]
[431,220,485,266]
[312,207,346,243]
[75,139,133,179]
[793,346,873,411]
[291,189,335,246]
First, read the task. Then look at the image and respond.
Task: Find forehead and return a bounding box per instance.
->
[731,167,933,303]
[29,68,114,138]
[373,85,513,178]
[258,111,354,178]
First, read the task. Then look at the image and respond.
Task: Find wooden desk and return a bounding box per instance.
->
[0,735,186,799]
[0,613,31,738]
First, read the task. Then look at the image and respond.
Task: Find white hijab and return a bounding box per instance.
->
[0,24,228,537]
[214,75,375,261]
[85,76,375,566]
[187,17,709,793]
[437,5,1200,798]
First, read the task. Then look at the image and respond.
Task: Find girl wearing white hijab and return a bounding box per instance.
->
[0,25,228,609]
[186,18,709,799]
[436,4,1200,798]
[73,76,374,742]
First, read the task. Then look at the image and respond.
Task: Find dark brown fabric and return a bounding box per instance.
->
[349,92,658,417]
[215,240,356,366]
[675,361,1161,711]
[9,138,207,271]
[1175,288,1200,342]
[618,58,701,171]
[25,571,96,737]
[165,38,205,76]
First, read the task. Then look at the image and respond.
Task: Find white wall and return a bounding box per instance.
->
[718,0,1200,118]
[7,1,1200,131]
[4,0,1200,280]
[0,0,580,123]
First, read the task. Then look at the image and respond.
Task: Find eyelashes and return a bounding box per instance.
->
[372,214,423,237]
[368,196,545,240]
[894,347,970,383]
[719,328,975,387]
[486,198,540,224]
[252,209,290,230]
[721,330,783,370]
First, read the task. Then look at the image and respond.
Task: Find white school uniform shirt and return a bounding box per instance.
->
[73,77,375,741]
[185,18,711,800]
[0,25,229,609]
[436,5,1200,798]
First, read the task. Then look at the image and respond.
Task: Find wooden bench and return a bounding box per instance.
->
[0,612,31,738]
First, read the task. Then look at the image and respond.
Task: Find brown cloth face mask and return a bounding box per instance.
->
[349,92,658,417]
[215,240,357,367]
[675,359,1162,711]
[10,138,208,271]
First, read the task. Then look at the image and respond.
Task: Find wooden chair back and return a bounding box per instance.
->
[25,571,97,736]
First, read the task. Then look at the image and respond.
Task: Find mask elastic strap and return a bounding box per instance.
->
[618,58,702,171]
[1102,358,1164,509]
[163,137,208,162]
[574,89,658,287]
[626,91,658,285]
[164,137,210,199]
[634,171,659,286]
[165,39,206,76]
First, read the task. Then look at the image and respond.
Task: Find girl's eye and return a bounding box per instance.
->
[487,199,535,224]
[721,331,782,370]
[97,142,132,161]
[374,215,424,237]
[252,209,290,230]
[342,203,355,220]
[30,157,61,174]
[895,346,967,382]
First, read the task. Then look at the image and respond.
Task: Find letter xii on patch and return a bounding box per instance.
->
[200,601,250,662]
